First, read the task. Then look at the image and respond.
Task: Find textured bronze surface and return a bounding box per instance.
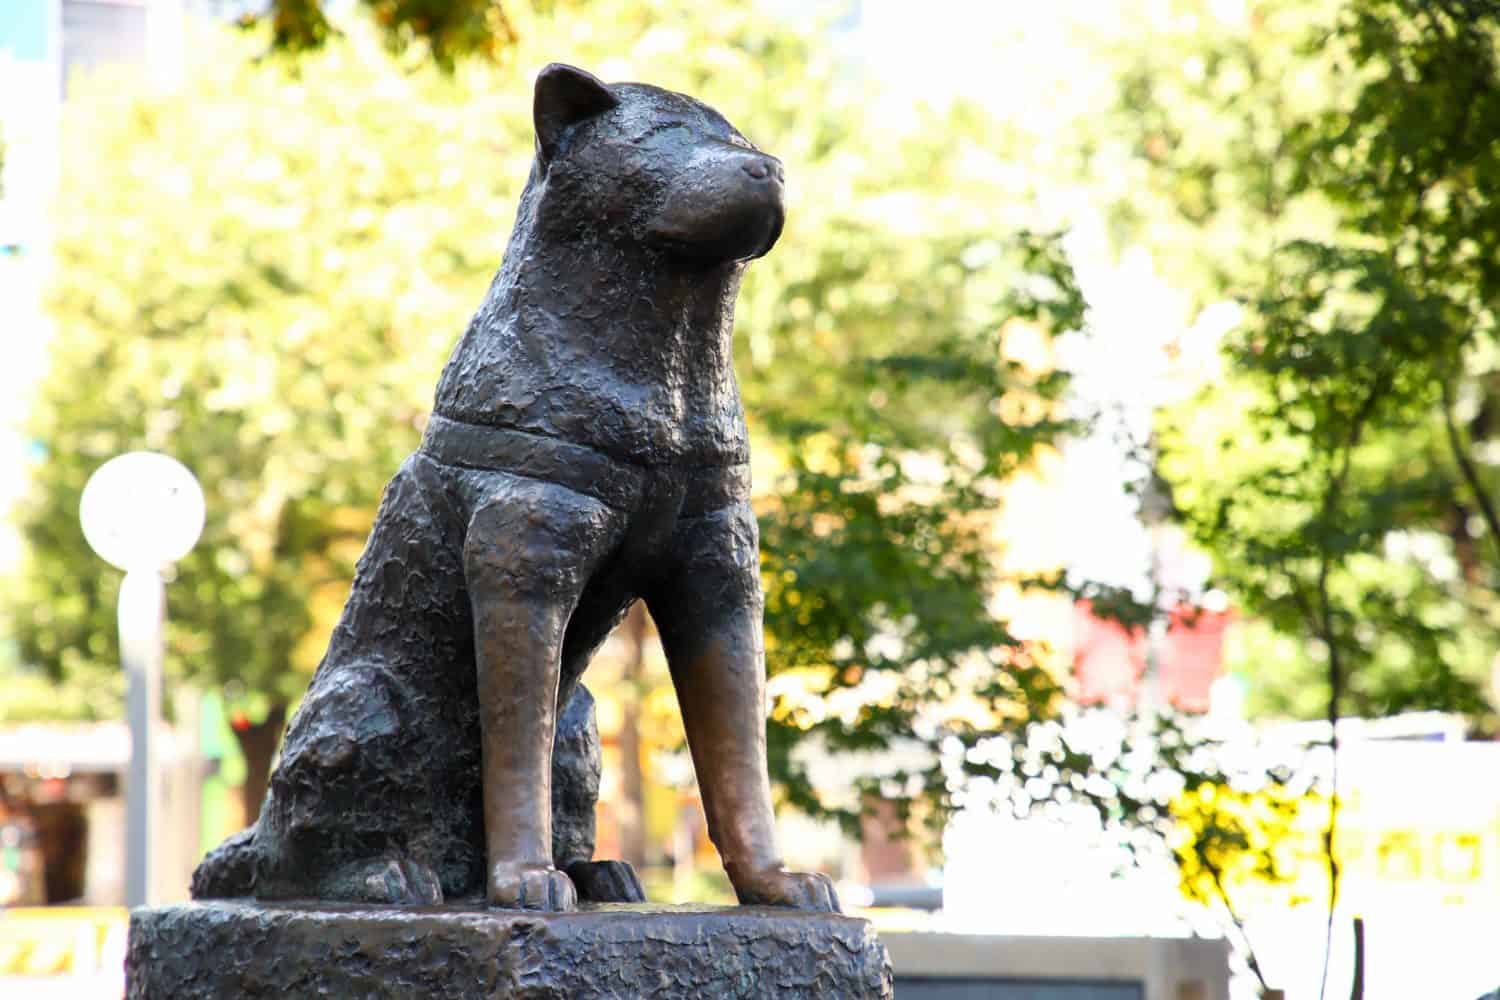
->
[127,901,893,999]
[191,64,838,915]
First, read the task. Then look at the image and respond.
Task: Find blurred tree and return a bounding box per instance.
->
[1094,5,1500,984]
[616,602,650,872]
[1168,778,1319,995]
[1099,0,1500,727]
[7,3,1085,833]
[237,0,522,67]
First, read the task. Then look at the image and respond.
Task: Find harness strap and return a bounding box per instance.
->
[419,414,749,516]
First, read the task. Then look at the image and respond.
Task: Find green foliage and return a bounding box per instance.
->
[7,3,1085,830]
[246,0,526,66]
[759,221,1084,831]
[1107,0,1500,725]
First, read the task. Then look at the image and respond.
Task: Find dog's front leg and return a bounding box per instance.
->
[465,479,620,911]
[649,502,840,913]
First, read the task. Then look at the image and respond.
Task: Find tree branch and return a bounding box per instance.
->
[1438,375,1500,567]
[1314,367,1389,1000]
[1204,857,1271,993]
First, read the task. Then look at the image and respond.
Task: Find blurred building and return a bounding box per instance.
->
[1,1,193,565]
[0,722,203,905]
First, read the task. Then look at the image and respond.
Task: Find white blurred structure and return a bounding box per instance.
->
[80,452,205,907]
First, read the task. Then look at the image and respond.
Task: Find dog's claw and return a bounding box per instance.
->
[488,861,577,912]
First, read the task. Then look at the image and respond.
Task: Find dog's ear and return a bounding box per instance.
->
[534,63,619,164]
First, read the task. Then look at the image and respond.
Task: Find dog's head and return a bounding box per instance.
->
[531,63,785,265]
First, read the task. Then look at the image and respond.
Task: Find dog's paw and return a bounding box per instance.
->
[566,859,647,903]
[488,861,577,912]
[354,858,443,905]
[729,866,841,913]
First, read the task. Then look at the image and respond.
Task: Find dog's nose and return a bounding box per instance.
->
[742,158,784,184]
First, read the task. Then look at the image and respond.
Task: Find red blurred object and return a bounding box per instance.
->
[1070,602,1146,708]
[1159,605,1234,712]
[1072,600,1232,712]
[230,711,250,732]
[35,778,68,804]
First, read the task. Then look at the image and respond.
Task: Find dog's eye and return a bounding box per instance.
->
[633,121,691,144]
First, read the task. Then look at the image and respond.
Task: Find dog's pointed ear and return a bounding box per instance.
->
[534,63,618,164]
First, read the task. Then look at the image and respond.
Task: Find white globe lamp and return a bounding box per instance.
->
[80,451,205,572]
[80,452,205,908]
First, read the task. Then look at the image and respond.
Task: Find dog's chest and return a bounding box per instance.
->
[433,318,748,467]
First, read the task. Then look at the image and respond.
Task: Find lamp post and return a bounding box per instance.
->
[80,452,204,908]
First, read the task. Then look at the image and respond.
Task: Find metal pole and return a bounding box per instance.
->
[1349,916,1365,1000]
[119,567,165,909]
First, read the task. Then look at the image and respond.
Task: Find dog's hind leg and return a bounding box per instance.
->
[548,565,649,903]
[248,454,469,905]
[551,684,648,903]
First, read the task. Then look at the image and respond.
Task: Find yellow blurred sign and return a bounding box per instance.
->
[0,907,127,977]
[1172,741,1500,914]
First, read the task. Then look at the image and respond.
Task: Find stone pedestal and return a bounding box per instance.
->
[126,900,892,999]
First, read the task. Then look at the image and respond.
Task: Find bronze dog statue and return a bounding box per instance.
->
[192,63,838,914]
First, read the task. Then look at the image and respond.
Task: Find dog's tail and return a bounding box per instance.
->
[190,825,259,899]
